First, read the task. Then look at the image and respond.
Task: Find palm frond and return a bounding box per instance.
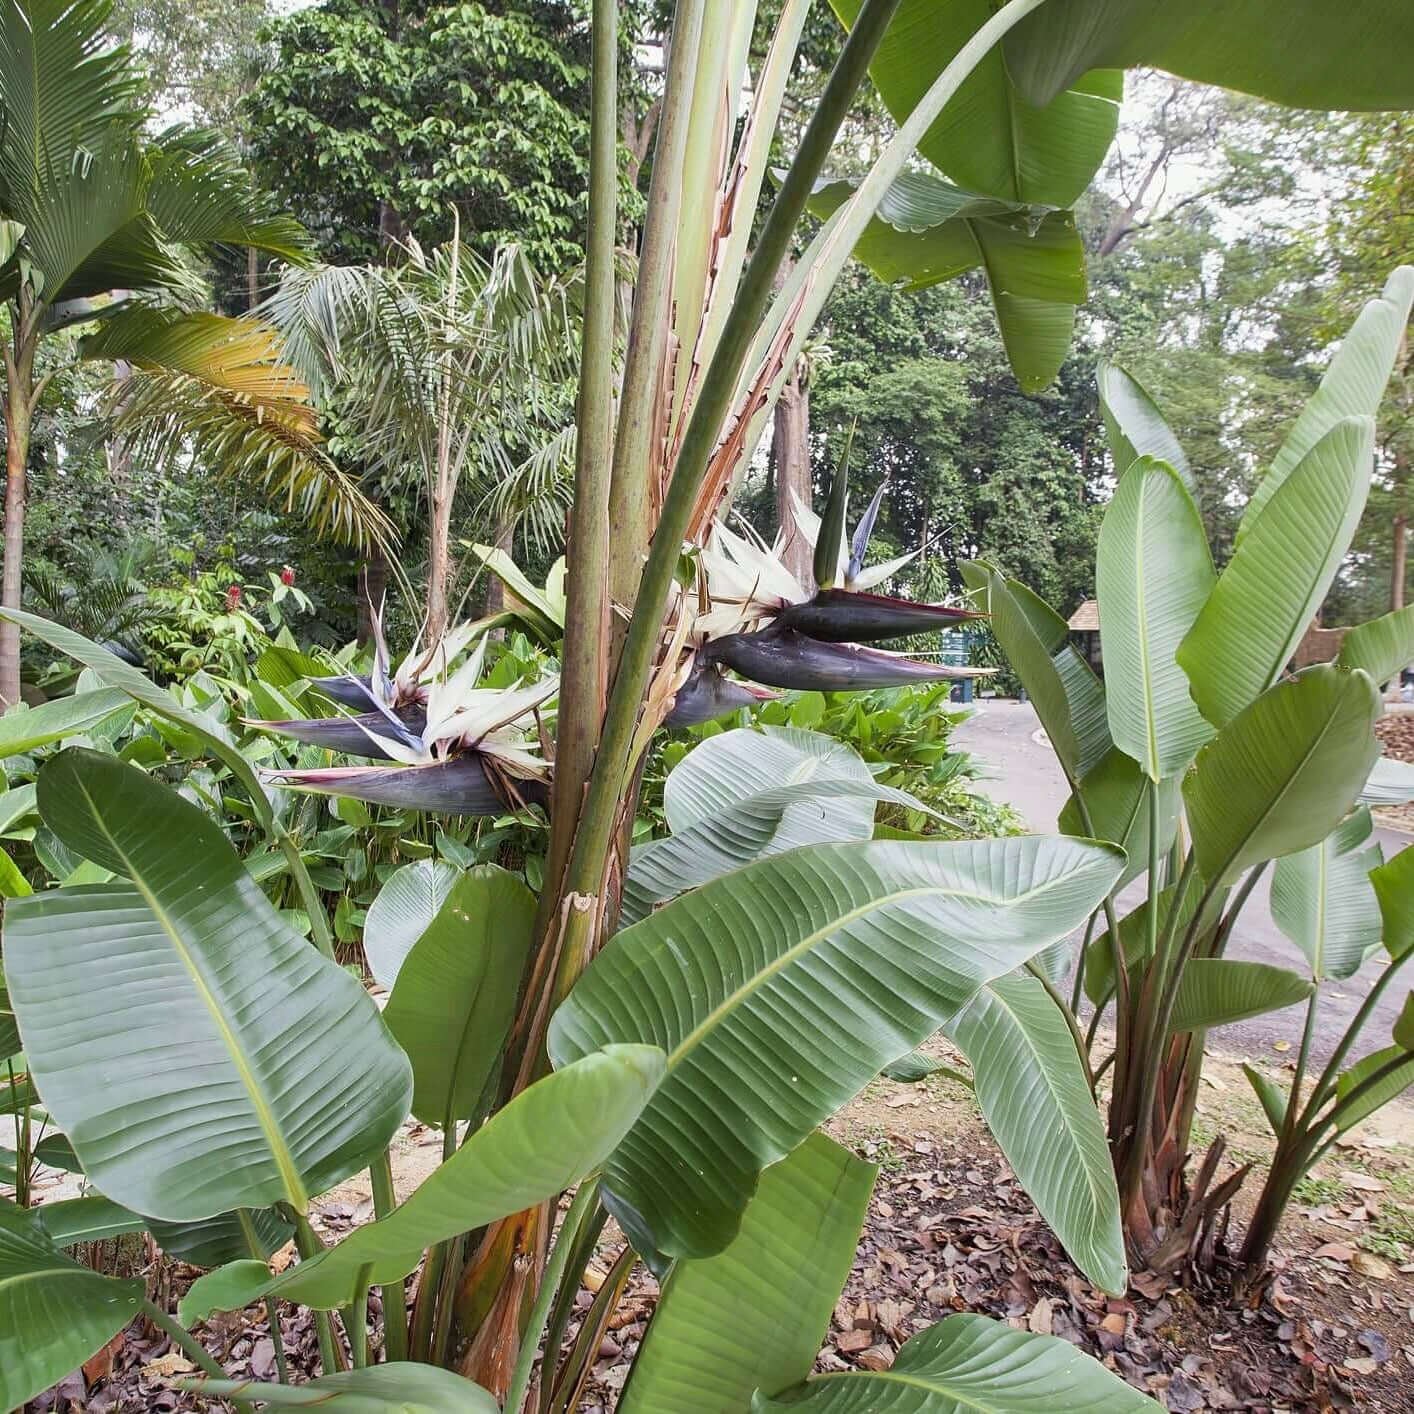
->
[89,309,393,550]
[112,366,392,550]
[0,0,143,206]
[83,306,315,424]
[145,129,313,267]
[19,127,188,302]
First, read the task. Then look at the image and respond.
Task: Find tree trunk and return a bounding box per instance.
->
[425,481,452,644]
[482,513,514,617]
[773,360,812,585]
[1,343,33,709]
[1393,510,1407,613]
[357,543,387,647]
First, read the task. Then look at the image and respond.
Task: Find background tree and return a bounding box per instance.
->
[243,0,641,269]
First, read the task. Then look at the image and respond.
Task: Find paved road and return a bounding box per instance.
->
[953,699,1405,1065]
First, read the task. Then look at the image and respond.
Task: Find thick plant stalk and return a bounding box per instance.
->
[503,1181,600,1413]
[369,1150,409,1362]
[1,322,35,710]
[294,1214,344,1374]
[606,0,707,613]
[545,0,620,898]
[549,0,910,1003]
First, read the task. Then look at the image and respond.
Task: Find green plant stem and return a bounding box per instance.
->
[1312,1047,1412,1137]
[504,1181,600,1414]
[544,1244,634,1414]
[537,1204,608,1414]
[294,1215,343,1374]
[263,1299,290,1384]
[408,1242,448,1363]
[606,0,707,612]
[1071,909,1097,1014]
[547,0,620,899]
[350,1263,374,1368]
[277,830,335,959]
[1210,861,1268,958]
[429,1234,462,1367]
[143,1299,254,1413]
[548,0,907,1002]
[369,1149,409,1363]
[1304,950,1411,1123]
[1025,959,1094,1089]
[1145,780,1161,964]
[1284,985,1322,1144]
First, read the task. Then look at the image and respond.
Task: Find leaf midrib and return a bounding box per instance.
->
[72,774,309,1212]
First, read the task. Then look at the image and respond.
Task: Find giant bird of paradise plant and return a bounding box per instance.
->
[4,1,1414,1412]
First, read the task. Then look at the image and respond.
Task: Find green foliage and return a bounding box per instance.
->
[645,682,1021,841]
[244,0,638,268]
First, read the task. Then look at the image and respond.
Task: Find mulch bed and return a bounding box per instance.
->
[576,1132,1412,1413]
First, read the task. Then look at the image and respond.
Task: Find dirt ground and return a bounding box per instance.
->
[25,1031,1414,1414]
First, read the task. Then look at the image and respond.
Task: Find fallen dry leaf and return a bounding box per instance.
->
[1028,1297,1054,1335]
[1353,1251,1394,1280]
[268,1239,297,1274]
[82,1332,124,1385]
[141,1350,197,1381]
[1341,1171,1386,1193]
[1313,1242,1356,1263]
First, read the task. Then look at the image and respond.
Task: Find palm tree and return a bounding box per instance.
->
[262,230,582,641]
[0,0,388,706]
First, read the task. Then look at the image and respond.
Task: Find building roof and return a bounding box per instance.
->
[1068,599,1100,632]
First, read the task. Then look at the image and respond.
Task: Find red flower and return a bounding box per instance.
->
[280,565,296,586]
[225,584,242,611]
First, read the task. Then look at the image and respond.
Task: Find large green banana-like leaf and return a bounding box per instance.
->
[1168,959,1314,1033]
[550,836,1124,1258]
[1058,747,1179,890]
[179,1046,665,1317]
[363,857,461,989]
[1183,666,1380,888]
[0,1201,145,1411]
[624,728,930,926]
[1271,808,1383,981]
[621,1134,876,1414]
[830,0,1119,208]
[0,608,274,825]
[665,728,876,833]
[1096,361,1192,493]
[1241,267,1414,542]
[1373,847,1414,960]
[1096,458,1214,780]
[150,1207,293,1268]
[1338,604,1414,689]
[4,748,411,1220]
[806,174,1085,394]
[943,976,1124,1293]
[187,1366,498,1412]
[1003,1,1414,111]
[32,1196,144,1247]
[965,564,1109,783]
[1336,1045,1414,1132]
[752,1312,1157,1411]
[1178,417,1375,727]
[0,689,132,759]
[1361,757,1414,807]
[383,865,533,1126]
